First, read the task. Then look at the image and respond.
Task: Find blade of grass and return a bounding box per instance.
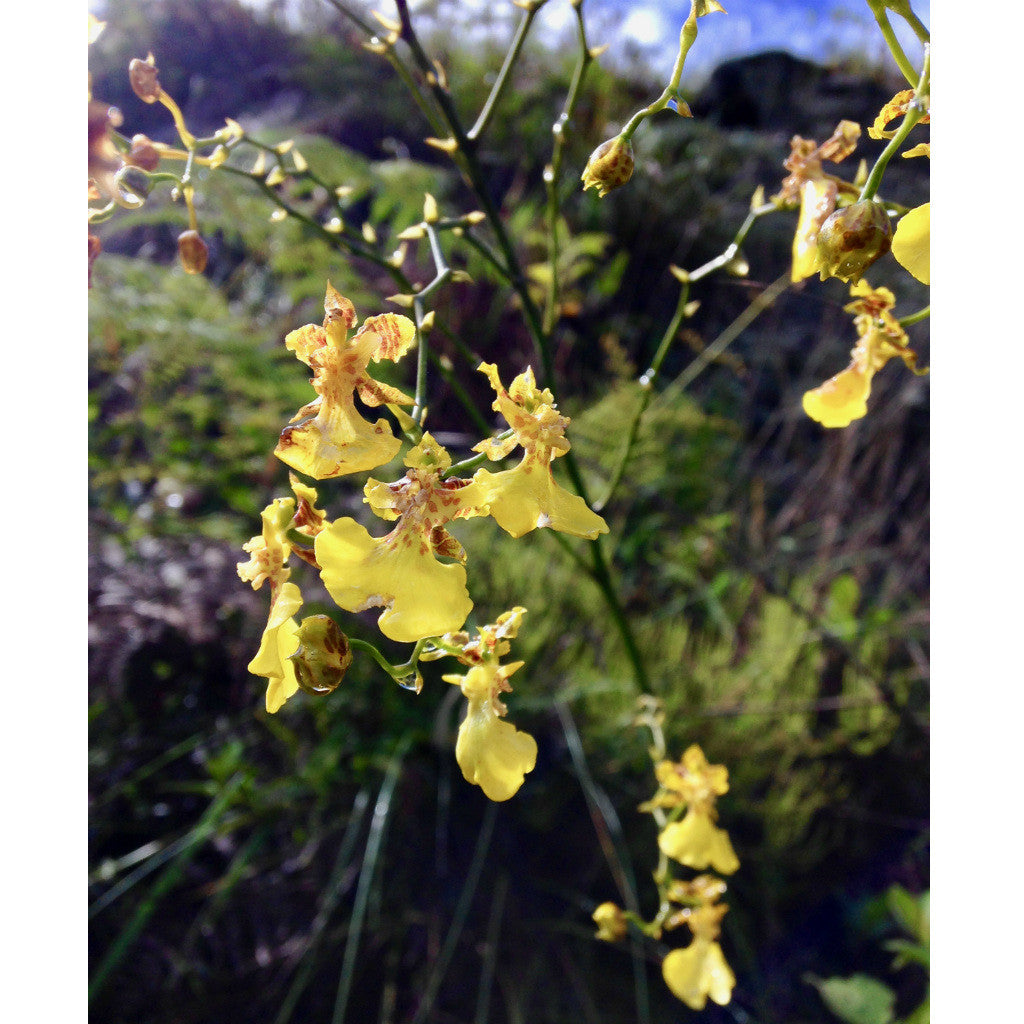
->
[89,833,194,919]
[474,870,509,1024]
[331,735,412,1024]
[410,799,498,1024]
[176,825,270,966]
[556,702,651,1024]
[89,772,245,1003]
[275,787,372,1024]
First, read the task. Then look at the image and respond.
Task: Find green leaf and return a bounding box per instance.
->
[805,973,897,1024]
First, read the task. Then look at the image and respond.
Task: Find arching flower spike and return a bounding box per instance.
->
[274,283,417,478]
[645,745,740,874]
[470,362,608,540]
[315,434,490,643]
[237,476,327,712]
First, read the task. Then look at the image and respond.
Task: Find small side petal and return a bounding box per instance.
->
[791,178,837,282]
[473,462,608,539]
[247,582,303,713]
[891,202,930,285]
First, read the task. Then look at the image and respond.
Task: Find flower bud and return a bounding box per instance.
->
[289,616,352,696]
[177,230,209,274]
[592,902,628,942]
[115,165,153,203]
[815,200,893,282]
[581,136,634,198]
[129,55,161,103]
[127,134,161,171]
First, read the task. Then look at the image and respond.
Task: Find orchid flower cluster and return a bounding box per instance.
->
[583,1,929,434]
[237,284,608,802]
[772,51,931,429]
[592,700,740,1010]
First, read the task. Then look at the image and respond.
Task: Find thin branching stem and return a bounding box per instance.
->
[618,1,701,143]
[859,45,930,203]
[467,1,548,141]
[543,0,595,335]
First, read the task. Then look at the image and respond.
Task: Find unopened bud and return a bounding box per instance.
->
[115,165,153,203]
[129,55,161,103]
[593,902,628,942]
[581,136,634,198]
[815,200,893,283]
[290,616,352,696]
[127,134,161,171]
[177,230,209,274]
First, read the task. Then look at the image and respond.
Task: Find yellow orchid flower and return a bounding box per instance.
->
[654,744,731,807]
[869,88,930,141]
[448,662,538,801]
[469,362,608,540]
[238,477,327,712]
[648,745,740,873]
[247,581,303,713]
[315,435,489,643]
[659,808,740,874]
[774,121,861,282]
[663,936,736,1010]
[274,284,417,478]
[803,281,922,428]
[592,901,628,942]
[435,608,537,802]
[892,202,930,285]
[662,890,735,1009]
[791,178,838,282]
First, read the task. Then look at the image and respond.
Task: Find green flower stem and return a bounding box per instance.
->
[689,200,775,282]
[219,163,416,283]
[618,1,700,144]
[859,45,930,202]
[898,305,930,327]
[443,431,515,479]
[545,531,650,694]
[598,200,774,512]
[323,0,458,162]
[461,229,512,279]
[589,541,651,692]
[87,201,118,224]
[411,224,452,423]
[543,0,595,335]
[867,3,919,85]
[392,0,553,394]
[900,5,931,44]
[656,270,791,409]
[467,1,549,142]
[597,281,693,512]
[427,349,496,438]
[348,638,421,683]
